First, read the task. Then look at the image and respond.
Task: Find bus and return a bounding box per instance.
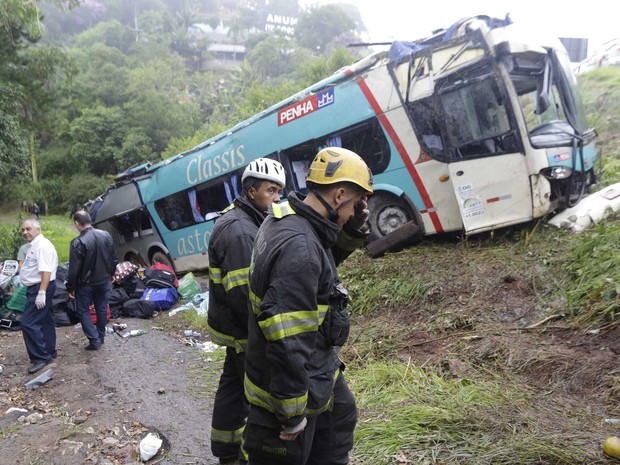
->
[88,14,599,273]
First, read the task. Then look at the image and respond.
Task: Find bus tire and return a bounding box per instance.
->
[151,251,174,271]
[126,252,147,267]
[367,193,415,243]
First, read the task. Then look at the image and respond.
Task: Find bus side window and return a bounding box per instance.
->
[325,117,391,174]
[196,178,235,221]
[155,193,194,230]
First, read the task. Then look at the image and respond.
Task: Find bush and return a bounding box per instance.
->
[0,221,25,261]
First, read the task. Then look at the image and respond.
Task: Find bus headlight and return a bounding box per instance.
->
[540,166,572,180]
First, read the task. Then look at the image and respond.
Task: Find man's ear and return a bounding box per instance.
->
[247,186,256,200]
[333,187,347,206]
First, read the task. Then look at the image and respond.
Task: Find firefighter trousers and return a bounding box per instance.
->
[243,374,357,465]
[211,347,248,460]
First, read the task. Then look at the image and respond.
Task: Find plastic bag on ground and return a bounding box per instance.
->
[140,432,162,461]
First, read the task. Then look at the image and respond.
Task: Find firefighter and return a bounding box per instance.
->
[242,147,374,465]
[207,158,287,465]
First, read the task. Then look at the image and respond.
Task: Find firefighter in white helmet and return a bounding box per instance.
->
[207,157,286,464]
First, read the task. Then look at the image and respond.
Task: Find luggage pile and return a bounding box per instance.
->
[0,258,204,331]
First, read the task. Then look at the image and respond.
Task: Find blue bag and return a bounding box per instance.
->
[140,287,179,310]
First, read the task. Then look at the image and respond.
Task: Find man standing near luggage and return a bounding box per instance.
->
[243,147,373,465]
[207,158,287,465]
[67,211,117,350]
[19,219,58,374]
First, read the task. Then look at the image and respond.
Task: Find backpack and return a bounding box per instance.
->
[144,263,178,289]
[113,261,138,286]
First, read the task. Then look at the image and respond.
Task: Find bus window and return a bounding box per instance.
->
[409,64,520,162]
[327,118,391,174]
[280,117,390,193]
[279,143,317,193]
[112,208,153,245]
[155,192,195,231]
[195,175,238,220]
[155,172,243,228]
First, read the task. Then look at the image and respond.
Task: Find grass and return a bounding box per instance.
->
[0,213,74,263]
[347,360,599,465]
[338,214,620,464]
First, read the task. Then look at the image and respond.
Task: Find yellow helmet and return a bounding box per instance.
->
[306,147,374,194]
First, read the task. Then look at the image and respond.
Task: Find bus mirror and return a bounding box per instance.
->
[535,56,552,115]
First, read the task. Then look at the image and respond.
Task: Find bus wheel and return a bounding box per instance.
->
[368,194,414,242]
[126,253,147,267]
[151,251,174,270]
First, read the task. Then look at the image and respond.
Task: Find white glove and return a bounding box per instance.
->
[35,291,46,309]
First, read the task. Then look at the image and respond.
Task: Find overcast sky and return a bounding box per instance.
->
[300,0,617,55]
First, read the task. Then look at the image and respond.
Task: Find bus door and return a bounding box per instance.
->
[407,66,532,233]
[438,66,531,233]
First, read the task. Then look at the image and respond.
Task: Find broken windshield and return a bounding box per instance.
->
[407,63,521,162]
[506,51,589,147]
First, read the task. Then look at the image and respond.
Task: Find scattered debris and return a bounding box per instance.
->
[25,368,53,390]
[548,182,620,233]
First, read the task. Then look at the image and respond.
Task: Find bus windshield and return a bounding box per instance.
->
[506,50,589,147]
[408,63,521,162]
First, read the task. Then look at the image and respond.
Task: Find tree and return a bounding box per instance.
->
[294,5,355,53]
[69,105,127,176]
[0,83,29,186]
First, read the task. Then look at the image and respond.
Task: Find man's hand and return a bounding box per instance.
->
[68,291,75,299]
[280,417,307,441]
[35,291,46,309]
[348,195,369,230]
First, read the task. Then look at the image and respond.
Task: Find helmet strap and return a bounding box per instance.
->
[312,190,340,223]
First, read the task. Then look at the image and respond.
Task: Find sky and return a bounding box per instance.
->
[300,0,618,56]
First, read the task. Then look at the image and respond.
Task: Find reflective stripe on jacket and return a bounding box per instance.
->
[244,192,368,429]
[207,195,265,352]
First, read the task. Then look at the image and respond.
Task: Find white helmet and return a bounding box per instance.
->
[241,158,286,188]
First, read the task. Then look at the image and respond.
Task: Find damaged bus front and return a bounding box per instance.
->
[398,15,598,234]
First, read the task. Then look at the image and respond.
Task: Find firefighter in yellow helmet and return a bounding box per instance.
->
[242,147,373,465]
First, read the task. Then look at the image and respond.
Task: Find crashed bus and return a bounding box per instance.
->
[88,14,599,272]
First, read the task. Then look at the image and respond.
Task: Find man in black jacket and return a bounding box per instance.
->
[243,147,373,465]
[67,211,118,350]
[207,158,287,465]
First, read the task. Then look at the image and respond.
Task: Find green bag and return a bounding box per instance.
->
[177,272,202,301]
[6,285,27,313]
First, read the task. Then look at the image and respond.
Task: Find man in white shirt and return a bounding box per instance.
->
[19,219,59,374]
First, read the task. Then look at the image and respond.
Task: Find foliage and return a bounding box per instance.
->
[0,83,29,186]
[40,174,110,214]
[347,360,594,464]
[298,46,356,86]
[295,5,356,53]
[247,35,312,79]
[578,66,620,184]
[0,0,45,42]
[37,215,76,263]
[342,250,433,316]
[562,213,620,322]
[0,220,25,261]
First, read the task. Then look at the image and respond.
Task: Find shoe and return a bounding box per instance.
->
[85,343,101,350]
[219,456,239,465]
[51,351,58,359]
[27,360,50,374]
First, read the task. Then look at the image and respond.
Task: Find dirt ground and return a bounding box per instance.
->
[0,308,221,465]
[2,248,620,464]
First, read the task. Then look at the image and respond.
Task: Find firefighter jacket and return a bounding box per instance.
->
[207,195,266,353]
[244,192,369,430]
[66,226,117,292]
